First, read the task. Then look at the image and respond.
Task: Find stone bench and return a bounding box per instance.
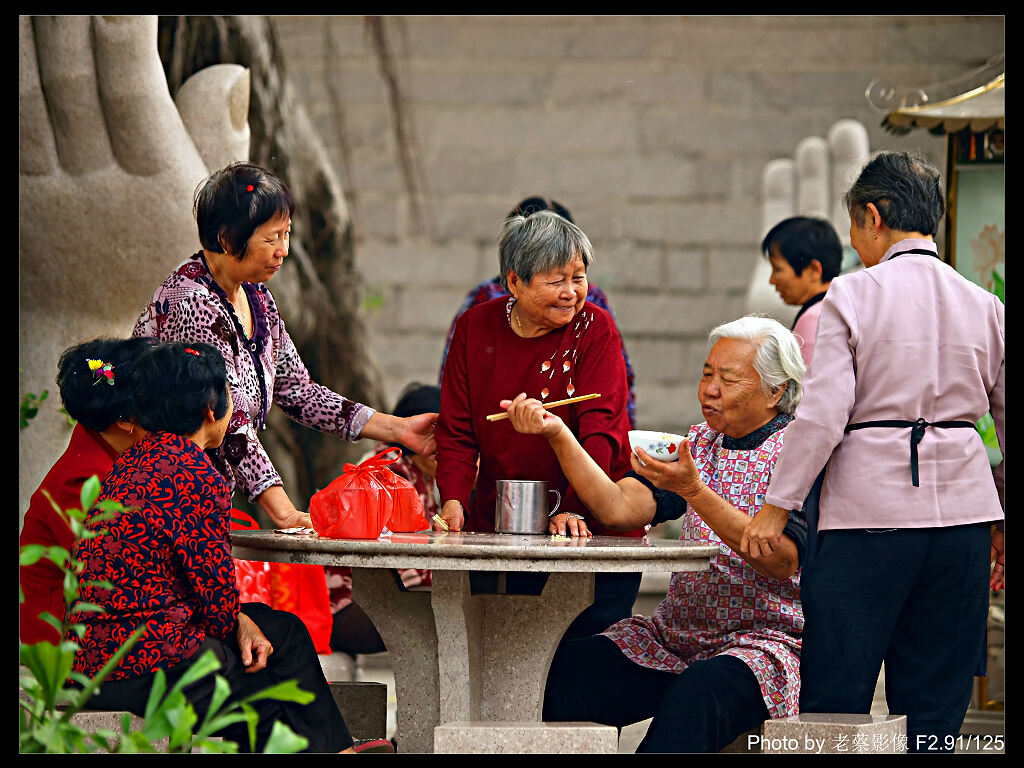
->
[759,714,908,754]
[434,721,618,754]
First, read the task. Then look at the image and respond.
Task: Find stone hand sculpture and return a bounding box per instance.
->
[746,119,870,320]
[19,15,250,518]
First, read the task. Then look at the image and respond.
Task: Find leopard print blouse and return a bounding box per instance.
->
[133,252,374,502]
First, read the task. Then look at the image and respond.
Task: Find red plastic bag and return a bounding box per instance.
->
[230,509,271,604]
[230,508,332,653]
[380,469,428,533]
[310,447,425,538]
[268,562,333,654]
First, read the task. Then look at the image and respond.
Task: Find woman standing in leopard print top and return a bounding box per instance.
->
[133,162,436,528]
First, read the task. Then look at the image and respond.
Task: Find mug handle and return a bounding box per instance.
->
[547,489,562,517]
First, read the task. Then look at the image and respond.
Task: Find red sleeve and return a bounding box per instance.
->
[436,311,479,511]
[561,313,634,529]
[20,425,116,644]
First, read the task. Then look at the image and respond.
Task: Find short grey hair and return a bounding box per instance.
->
[707,315,805,415]
[498,210,594,290]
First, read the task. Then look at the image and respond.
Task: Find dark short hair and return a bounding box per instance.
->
[56,337,159,432]
[507,196,574,224]
[387,382,441,455]
[393,382,441,419]
[194,162,295,260]
[130,342,229,436]
[843,151,945,236]
[761,216,843,283]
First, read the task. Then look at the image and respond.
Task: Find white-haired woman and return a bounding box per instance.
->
[500,315,807,753]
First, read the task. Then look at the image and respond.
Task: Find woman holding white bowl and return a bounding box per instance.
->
[501,314,808,753]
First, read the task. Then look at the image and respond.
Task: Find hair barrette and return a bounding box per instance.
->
[246,184,255,192]
[86,358,115,386]
[185,348,200,356]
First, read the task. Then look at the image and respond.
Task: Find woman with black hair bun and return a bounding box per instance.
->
[68,342,367,753]
[20,336,157,644]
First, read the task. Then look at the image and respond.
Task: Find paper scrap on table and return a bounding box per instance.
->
[274,527,316,535]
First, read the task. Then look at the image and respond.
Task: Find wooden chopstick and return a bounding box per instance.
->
[486,393,601,422]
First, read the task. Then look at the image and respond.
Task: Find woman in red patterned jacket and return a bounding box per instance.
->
[68,342,362,753]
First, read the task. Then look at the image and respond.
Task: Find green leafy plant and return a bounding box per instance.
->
[19,475,311,753]
[20,388,49,429]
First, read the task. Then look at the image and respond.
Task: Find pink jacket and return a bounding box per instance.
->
[792,298,824,370]
[766,239,1004,530]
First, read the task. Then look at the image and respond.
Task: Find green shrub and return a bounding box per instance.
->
[19,475,311,753]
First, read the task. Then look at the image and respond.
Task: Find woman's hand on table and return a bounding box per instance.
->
[237,612,274,673]
[500,393,565,440]
[437,500,465,532]
[256,485,312,529]
[548,512,592,538]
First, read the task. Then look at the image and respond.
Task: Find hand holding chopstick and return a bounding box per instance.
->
[486,392,601,422]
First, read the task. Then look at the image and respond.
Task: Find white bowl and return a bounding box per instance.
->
[628,430,685,462]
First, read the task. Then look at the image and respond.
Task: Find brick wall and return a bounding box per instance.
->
[271,14,1003,433]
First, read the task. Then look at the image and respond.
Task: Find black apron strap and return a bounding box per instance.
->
[888,248,939,259]
[845,418,976,487]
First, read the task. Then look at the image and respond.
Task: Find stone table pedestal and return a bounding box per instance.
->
[232,529,717,753]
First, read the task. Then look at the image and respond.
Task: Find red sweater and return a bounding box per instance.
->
[437,298,643,538]
[20,424,119,644]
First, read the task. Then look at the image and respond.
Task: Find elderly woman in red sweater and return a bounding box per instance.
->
[435,209,645,639]
[20,336,156,645]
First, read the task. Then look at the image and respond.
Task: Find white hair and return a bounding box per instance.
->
[707,315,805,414]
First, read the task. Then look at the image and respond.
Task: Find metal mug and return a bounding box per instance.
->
[495,480,562,534]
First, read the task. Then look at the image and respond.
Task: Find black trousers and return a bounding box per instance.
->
[544,634,769,753]
[799,523,991,754]
[330,600,387,656]
[85,603,354,753]
[470,570,642,642]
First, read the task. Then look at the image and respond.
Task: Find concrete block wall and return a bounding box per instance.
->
[272,15,1003,434]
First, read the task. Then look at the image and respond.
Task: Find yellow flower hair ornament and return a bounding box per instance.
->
[86,358,115,386]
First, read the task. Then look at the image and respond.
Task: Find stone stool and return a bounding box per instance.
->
[434,721,618,754]
[329,681,389,741]
[760,713,908,754]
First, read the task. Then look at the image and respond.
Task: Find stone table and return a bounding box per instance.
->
[232,529,717,753]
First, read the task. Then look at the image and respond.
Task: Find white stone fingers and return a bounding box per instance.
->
[176,64,252,174]
[795,137,830,220]
[31,16,116,174]
[747,159,797,322]
[827,120,870,271]
[749,118,873,317]
[762,159,796,232]
[19,16,59,175]
[92,15,199,176]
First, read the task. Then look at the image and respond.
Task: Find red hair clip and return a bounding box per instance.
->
[246,184,255,192]
[185,348,200,356]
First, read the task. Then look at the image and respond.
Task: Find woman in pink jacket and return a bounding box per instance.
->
[744,151,1004,753]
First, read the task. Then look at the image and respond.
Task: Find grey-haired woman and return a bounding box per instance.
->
[435,209,646,640]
